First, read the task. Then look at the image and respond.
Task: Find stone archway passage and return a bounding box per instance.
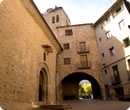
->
[61,72,101,100]
[39,69,48,102]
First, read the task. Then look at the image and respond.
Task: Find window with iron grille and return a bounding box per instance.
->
[65,29,73,36]
[63,43,70,50]
[64,58,71,65]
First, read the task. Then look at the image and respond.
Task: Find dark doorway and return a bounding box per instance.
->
[38,69,48,102]
[105,85,110,99]
[115,87,124,99]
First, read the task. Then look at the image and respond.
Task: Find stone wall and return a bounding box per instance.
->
[0,0,60,109]
[56,24,105,100]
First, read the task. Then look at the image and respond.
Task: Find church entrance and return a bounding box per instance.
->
[39,69,48,102]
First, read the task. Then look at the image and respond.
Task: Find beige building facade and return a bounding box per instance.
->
[95,0,130,100]
[0,0,130,110]
[0,0,62,110]
[43,6,105,101]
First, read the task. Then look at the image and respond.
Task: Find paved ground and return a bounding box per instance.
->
[61,99,130,110]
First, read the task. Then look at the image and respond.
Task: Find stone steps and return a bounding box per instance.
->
[32,104,72,110]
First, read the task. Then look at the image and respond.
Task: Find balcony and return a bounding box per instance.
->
[77,46,89,54]
[78,61,91,69]
[111,75,121,85]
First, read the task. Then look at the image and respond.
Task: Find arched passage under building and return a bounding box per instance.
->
[60,72,101,100]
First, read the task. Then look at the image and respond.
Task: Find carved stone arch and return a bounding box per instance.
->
[37,62,50,104]
[58,72,102,101]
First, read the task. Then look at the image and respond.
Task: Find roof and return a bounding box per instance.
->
[57,23,93,29]
[94,0,123,26]
[20,0,63,52]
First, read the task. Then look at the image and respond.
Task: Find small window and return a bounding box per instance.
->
[128,59,130,69]
[99,37,102,42]
[52,16,55,23]
[109,47,115,56]
[63,43,70,50]
[65,29,73,36]
[56,15,59,22]
[118,20,125,30]
[123,37,130,48]
[64,58,71,65]
[113,5,123,17]
[115,6,121,13]
[102,17,110,27]
[104,70,107,75]
[128,59,130,80]
[102,53,105,57]
[104,17,110,25]
[43,52,46,61]
[106,31,112,39]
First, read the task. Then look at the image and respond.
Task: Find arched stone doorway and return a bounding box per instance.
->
[60,72,101,100]
[38,69,48,103]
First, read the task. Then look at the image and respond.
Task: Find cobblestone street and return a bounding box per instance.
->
[62,99,130,110]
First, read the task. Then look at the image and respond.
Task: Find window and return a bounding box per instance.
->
[56,15,59,22]
[109,47,115,56]
[102,53,105,57]
[80,42,86,52]
[106,31,112,39]
[43,52,46,61]
[112,65,120,82]
[115,6,121,13]
[52,16,55,23]
[80,55,88,68]
[128,59,130,80]
[118,20,125,30]
[99,37,102,42]
[113,5,123,17]
[128,59,130,69]
[101,17,110,27]
[104,70,107,75]
[64,58,71,65]
[65,29,73,36]
[123,37,130,48]
[128,25,130,29]
[63,43,70,50]
[104,17,110,25]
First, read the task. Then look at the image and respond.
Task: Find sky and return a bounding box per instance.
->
[33,0,116,25]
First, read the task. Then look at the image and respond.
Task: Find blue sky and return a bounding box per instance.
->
[33,0,116,24]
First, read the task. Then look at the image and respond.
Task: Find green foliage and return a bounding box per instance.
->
[79,82,92,98]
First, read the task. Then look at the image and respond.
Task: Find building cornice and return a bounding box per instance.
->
[57,23,93,29]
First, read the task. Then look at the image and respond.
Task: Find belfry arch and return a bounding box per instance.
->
[38,68,48,103]
[59,72,101,100]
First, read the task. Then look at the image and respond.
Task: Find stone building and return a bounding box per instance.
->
[0,0,62,110]
[43,6,105,101]
[94,0,130,100]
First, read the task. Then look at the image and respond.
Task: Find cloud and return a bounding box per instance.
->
[0,0,3,3]
[33,0,116,24]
